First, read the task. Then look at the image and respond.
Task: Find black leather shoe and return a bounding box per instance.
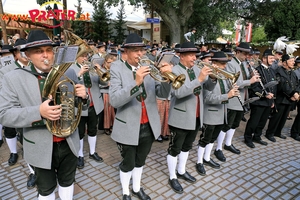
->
[8,153,18,166]
[176,171,196,183]
[275,134,286,139]
[203,159,220,169]
[122,194,132,200]
[0,139,3,147]
[27,173,36,189]
[291,135,300,141]
[195,163,206,176]
[224,144,241,154]
[132,188,151,200]
[89,152,103,163]
[214,150,226,162]
[161,135,169,141]
[241,116,247,122]
[265,135,276,142]
[253,139,268,146]
[156,135,163,143]
[245,141,255,148]
[168,179,183,194]
[77,156,84,169]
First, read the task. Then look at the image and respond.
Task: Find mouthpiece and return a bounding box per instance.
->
[44,59,49,65]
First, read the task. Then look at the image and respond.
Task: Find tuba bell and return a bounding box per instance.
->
[195,61,240,84]
[138,57,186,89]
[42,30,93,137]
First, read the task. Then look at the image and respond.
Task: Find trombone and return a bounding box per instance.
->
[138,57,186,89]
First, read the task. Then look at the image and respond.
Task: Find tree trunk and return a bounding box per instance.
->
[63,0,68,30]
[0,0,8,45]
[153,0,195,44]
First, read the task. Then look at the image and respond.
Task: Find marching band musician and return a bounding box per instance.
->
[244,49,276,148]
[196,51,239,175]
[166,42,216,194]
[214,42,260,162]
[290,56,300,141]
[265,54,300,142]
[0,30,89,200]
[109,33,172,200]
[70,51,105,169]
[146,46,158,62]
[92,42,107,59]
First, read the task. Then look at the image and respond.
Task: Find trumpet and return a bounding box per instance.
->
[138,57,186,89]
[83,59,110,82]
[195,61,240,84]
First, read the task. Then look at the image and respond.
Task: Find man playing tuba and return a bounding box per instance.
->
[0,30,89,200]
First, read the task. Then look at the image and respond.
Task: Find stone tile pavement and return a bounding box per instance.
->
[0,111,300,200]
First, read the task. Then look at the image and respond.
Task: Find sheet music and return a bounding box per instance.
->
[157,52,175,68]
[54,45,79,65]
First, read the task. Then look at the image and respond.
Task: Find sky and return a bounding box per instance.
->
[2,0,145,22]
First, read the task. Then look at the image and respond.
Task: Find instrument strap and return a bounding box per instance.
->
[179,63,201,95]
[233,57,247,80]
[125,61,147,101]
[76,63,92,88]
[218,79,228,104]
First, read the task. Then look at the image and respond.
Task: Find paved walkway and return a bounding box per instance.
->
[0,111,300,200]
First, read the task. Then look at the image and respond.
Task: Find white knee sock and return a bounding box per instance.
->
[216,131,226,150]
[27,163,34,174]
[78,139,84,157]
[120,170,132,195]
[197,146,205,164]
[204,143,214,161]
[132,166,143,193]
[58,184,74,200]
[177,151,189,175]
[225,129,235,146]
[38,191,55,200]
[88,136,97,155]
[6,137,17,153]
[167,155,177,180]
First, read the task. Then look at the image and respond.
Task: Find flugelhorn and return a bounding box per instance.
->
[195,61,240,84]
[138,57,186,89]
[83,58,110,82]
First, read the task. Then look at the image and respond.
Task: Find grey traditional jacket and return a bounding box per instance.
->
[109,61,171,145]
[0,67,87,169]
[168,63,216,130]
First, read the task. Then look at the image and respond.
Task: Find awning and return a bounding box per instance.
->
[127,20,151,30]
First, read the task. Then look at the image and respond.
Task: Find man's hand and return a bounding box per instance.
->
[135,66,150,86]
[250,74,260,84]
[265,92,274,99]
[228,83,240,98]
[40,95,61,120]
[293,92,299,100]
[78,63,89,77]
[198,65,212,83]
[75,84,88,99]
[159,63,172,73]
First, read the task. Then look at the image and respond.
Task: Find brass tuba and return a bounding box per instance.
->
[196,61,240,84]
[42,30,93,137]
[138,57,186,89]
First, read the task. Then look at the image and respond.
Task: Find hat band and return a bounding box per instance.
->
[236,47,250,52]
[25,40,53,49]
[211,57,229,61]
[180,48,199,52]
[124,43,145,47]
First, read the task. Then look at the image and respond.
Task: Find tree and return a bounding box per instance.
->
[71,0,87,38]
[265,0,300,40]
[91,0,112,42]
[113,1,127,44]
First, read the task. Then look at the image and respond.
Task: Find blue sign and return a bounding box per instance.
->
[146,18,160,24]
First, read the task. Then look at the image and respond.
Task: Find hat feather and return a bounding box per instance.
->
[273,36,288,51]
[286,43,299,55]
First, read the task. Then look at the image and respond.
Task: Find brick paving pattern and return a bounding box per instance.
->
[0,111,300,200]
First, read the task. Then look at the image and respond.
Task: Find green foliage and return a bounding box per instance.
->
[91,1,112,42]
[113,1,127,44]
[71,0,86,38]
[265,0,300,40]
[251,26,267,43]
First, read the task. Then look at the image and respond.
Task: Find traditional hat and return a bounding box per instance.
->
[192,27,197,31]
[295,56,300,64]
[123,33,146,48]
[120,45,125,52]
[109,49,118,56]
[88,41,96,46]
[210,48,218,53]
[200,51,212,60]
[235,42,251,53]
[14,38,27,48]
[20,30,57,51]
[253,48,260,55]
[262,49,273,57]
[281,54,294,62]
[174,43,181,52]
[110,44,117,49]
[178,42,199,53]
[0,45,16,55]
[222,48,234,56]
[150,47,158,52]
[96,42,105,48]
[210,51,230,62]
[162,46,172,52]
